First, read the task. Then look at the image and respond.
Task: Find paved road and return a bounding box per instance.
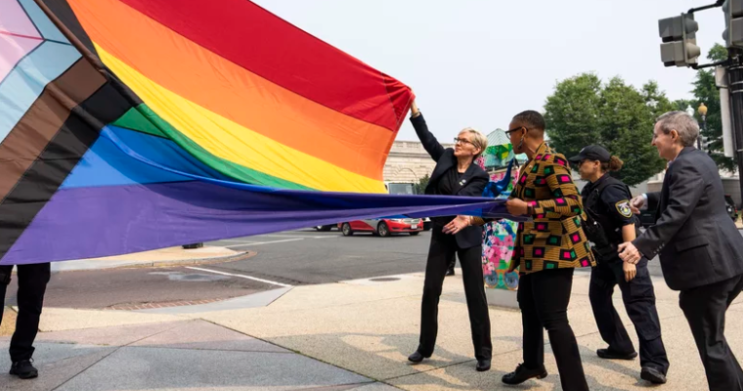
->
[13,228,432,309]
[15,226,738,309]
[204,228,431,286]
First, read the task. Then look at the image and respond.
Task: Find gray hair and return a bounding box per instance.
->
[655,111,699,147]
[459,127,488,158]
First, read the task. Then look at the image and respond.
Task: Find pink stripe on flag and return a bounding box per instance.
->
[0,33,41,83]
[0,0,41,40]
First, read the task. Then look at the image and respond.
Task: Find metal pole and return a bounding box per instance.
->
[727,60,743,207]
[703,114,707,152]
[698,125,703,150]
[718,66,735,157]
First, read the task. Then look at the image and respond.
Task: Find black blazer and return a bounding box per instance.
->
[411,114,488,249]
[634,147,743,290]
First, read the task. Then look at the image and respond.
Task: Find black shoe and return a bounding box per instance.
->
[597,348,638,360]
[641,367,667,384]
[476,359,491,372]
[408,351,430,363]
[9,360,38,379]
[446,267,455,276]
[501,363,548,385]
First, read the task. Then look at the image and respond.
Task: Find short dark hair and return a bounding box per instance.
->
[512,110,546,132]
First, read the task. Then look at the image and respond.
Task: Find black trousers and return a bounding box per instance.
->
[589,258,669,373]
[519,268,589,391]
[0,263,51,362]
[679,274,743,391]
[418,228,492,360]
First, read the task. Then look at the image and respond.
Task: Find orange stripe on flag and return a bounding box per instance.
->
[68,0,395,180]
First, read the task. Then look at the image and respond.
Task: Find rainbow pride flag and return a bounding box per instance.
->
[0,0,517,265]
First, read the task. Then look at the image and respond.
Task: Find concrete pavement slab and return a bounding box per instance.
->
[54,346,372,391]
[388,322,733,391]
[1,307,16,336]
[34,320,186,347]
[202,292,525,380]
[352,383,405,391]
[201,269,739,389]
[6,265,740,391]
[263,272,467,313]
[38,307,186,332]
[130,319,289,353]
[0,342,115,391]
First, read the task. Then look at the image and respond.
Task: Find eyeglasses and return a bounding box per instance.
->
[453,137,474,145]
[504,126,528,135]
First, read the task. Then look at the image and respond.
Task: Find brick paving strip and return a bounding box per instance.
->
[103,298,227,311]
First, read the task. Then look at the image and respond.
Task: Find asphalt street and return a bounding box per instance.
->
[8,226,732,310]
[6,228,433,310]
[205,227,432,285]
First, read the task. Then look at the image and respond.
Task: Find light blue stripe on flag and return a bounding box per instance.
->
[0,41,81,142]
[18,0,70,43]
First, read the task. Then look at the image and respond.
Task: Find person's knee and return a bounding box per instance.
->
[588,286,609,304]
[540,310,570,331]
[422,285,443,300]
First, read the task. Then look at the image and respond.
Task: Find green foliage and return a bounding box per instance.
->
[544,74,668,186]
[414,174,430,195]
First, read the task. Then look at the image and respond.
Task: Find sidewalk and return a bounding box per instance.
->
[2,266,741,390]
[49,245,252,272]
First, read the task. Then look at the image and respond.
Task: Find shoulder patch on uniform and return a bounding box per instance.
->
[615,200,632,218]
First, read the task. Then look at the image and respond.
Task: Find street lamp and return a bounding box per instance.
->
[698,102,708,151]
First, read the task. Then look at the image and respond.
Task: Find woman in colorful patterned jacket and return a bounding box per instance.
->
[473,110,595,391]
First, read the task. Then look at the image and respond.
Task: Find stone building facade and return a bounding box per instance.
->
[383,140,453,184]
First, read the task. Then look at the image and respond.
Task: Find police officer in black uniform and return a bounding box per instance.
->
[0,262,51,379]
[569,145,669,385]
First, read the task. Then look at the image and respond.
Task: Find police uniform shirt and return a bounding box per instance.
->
[583,175,636,239]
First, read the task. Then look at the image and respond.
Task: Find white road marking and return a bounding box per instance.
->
[186,266,293,288]
[225,238,305,248]
[215,238,258,244]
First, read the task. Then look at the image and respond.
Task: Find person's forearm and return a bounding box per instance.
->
[410,100,420,117]
[622,224,636,242]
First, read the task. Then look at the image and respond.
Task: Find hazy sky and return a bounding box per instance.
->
[253,0,726,142]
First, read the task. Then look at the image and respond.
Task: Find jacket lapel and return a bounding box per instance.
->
[454,163,478,194]
[426,150,454,193]
[657,148,692,216]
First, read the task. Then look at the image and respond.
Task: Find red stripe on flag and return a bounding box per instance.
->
[114,0,412,131]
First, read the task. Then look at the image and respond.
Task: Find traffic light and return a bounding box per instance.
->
[723,0,743,48]
[659,13,701,67]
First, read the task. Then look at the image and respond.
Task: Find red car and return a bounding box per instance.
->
[338,218,422,237]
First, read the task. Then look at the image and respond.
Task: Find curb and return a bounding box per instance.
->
[30,250,258,274]
[89,250,257,271]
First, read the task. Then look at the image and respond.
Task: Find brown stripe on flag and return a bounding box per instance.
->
[0,58,106,203]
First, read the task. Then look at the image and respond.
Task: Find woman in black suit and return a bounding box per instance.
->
[407,99,493,372]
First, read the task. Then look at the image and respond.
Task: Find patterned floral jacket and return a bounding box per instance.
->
[483,143,596,275]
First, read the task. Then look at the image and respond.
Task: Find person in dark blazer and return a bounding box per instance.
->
[620,111,743,391]
[407,99,493,372]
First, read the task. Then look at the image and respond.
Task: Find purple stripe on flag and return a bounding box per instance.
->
[1,181,518,265]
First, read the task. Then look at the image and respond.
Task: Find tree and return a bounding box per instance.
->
[414,174,430,195]
[544,73,668,187]
[690,44,736,172]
